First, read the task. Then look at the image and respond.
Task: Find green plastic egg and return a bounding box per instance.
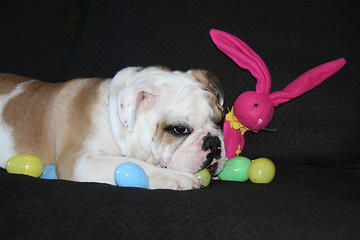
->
[195,168,211,187]
[218,156,252,182]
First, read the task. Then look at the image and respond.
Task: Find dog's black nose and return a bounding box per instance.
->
[202,135,222,159]
[200,135,222,172]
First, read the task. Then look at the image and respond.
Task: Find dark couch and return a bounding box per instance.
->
[1,1,359,239]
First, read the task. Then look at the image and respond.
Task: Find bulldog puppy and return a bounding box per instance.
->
[0,67,226,190]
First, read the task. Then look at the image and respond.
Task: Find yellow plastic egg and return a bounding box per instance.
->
[6,154,44,177]
[195,168,211,187]
[248,158,276,183]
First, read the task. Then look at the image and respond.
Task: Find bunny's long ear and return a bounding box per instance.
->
[269,58,346,107]
[210,29,272,95]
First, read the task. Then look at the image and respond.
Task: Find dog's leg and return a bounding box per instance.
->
[72,156,201,190]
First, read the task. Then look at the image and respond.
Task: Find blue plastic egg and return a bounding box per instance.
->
[40,164,58,180]
[114,162,149,188]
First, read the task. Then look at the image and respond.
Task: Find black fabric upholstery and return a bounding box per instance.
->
[0,165,359,239]
[0,0,359,239]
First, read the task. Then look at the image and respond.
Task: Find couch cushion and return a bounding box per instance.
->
[0,164,358,239]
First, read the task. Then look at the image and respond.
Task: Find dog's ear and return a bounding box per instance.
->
[188,70,224,107]
[117,81,159,132]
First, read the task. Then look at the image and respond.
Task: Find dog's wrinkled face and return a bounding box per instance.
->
[115,67,226,176]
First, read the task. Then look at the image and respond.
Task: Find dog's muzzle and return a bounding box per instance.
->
[200,134,222,174]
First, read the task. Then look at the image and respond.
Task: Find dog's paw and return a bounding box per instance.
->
[147,169,201,190]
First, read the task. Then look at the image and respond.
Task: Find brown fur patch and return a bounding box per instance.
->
[191,70,225,123]
[137,66,172,73]
[154,118,174,146]
[191,70,221,93]
[3,80,62,165]
[156,66,172,72]
[3,76,106,180]
[153,117,186,147]
[54,78,106,179]
[0,73,33,94]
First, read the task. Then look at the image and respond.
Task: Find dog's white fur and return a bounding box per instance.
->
[0,67,226,190]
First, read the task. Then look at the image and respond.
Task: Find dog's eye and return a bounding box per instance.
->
[172,126,189,135]
[165,124,191,137]
[164,123,192,137]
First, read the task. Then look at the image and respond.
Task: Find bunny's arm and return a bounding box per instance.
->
[223,109,246,159]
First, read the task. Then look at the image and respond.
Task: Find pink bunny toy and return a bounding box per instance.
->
[210,29,346,159]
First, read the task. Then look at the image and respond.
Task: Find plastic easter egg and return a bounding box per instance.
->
[6,154,44,177]
[218,156,252,182]
[40,164,58,179]
[195,168,211,187]
[114,162,149,188]
[248,158,276,183]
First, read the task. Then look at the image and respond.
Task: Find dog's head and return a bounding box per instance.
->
[110,66,226,176]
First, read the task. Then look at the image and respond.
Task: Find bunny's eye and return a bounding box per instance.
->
[254,103,259,107]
